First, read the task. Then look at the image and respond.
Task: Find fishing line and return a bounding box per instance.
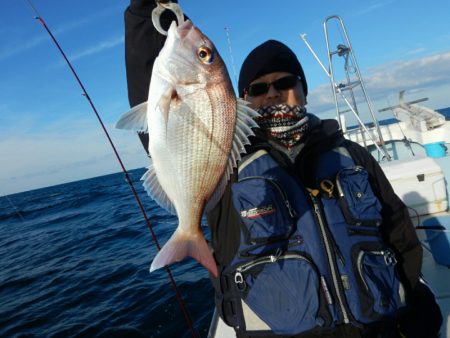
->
[1,192,26,223]
[224,26,238,88]
[24,1,197,336]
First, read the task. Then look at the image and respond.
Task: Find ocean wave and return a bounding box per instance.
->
[0,169,215,338]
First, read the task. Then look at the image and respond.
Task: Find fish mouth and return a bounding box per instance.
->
[176,20,193,39]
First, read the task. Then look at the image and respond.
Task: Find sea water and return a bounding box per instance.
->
[0,168,214,337]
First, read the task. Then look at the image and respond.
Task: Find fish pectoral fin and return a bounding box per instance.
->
[157,87,178,128]
[141,161,176,215]
[115,101,149,132]
[149,228,218,278]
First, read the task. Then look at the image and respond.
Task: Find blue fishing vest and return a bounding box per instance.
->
[217,148,403,336]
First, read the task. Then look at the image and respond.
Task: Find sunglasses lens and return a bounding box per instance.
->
[247,83,269,97]
[246,76,299,97]
[273,76,298,90]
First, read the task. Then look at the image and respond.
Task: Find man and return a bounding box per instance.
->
[206,39,443,338]
[124,1,442,337]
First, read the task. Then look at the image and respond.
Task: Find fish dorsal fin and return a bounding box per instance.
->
[141,161,176,215]
[115,101,148,132]
[231,98,260,167]
[205,98,259,212]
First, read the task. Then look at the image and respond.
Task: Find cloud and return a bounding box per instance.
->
[0,6,123,62]
[354,0,395,16]
[0,117,147,195]
[405,47,426,56]
[365,51,450,98]
[308,50,450,115]
[0,35,48,61]
[68,35,124,62]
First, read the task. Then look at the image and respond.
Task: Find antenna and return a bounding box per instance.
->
[378,90,429,112]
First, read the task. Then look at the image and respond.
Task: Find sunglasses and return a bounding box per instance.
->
[245,75,300,97]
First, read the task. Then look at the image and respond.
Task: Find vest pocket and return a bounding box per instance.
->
[232,177,296,243]
[350,243,401,322]
[233,253,331,334]
[336,167,382,226]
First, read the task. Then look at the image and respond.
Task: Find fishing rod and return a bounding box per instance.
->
[24,1,197,337]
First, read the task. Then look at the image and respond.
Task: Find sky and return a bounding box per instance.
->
[1,0,450,195]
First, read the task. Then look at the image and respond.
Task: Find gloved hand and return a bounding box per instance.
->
[129,0,178,17]
[129,0,156,16]
[396,281,442,338]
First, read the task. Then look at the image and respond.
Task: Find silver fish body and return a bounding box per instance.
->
[116,20,258,277]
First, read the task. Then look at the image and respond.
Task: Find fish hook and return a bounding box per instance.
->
[152,0,185,36]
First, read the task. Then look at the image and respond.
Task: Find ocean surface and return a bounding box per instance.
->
[0,168,214,338]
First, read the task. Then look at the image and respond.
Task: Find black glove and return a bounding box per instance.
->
[129,0,178,19]
[397,280,442,338]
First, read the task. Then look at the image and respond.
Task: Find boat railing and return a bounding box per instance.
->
[301,15,392,160]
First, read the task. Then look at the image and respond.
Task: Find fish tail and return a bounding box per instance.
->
[149,228,218,278]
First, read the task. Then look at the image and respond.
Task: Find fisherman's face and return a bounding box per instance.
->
[244,71,306,110]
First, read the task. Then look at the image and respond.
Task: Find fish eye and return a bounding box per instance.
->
[197,46,214,64]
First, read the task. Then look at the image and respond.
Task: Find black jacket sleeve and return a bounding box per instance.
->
[124,0,180,152]
[206,171,242,267]
[346,140,442,337]
[345,140,422,291]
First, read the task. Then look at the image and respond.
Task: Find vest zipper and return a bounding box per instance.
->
[335,173,345,198]
[356,250,398,291]
[238,234,304,258]
[310,194,350,324]
[234,251,314,284]
[335,166,365,198]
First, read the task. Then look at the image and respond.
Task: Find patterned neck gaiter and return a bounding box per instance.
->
[254,104,310,148]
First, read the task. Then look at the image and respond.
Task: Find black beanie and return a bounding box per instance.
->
[238,40,308,98]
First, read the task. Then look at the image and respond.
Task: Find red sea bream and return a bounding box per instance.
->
[116,20,258,277]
